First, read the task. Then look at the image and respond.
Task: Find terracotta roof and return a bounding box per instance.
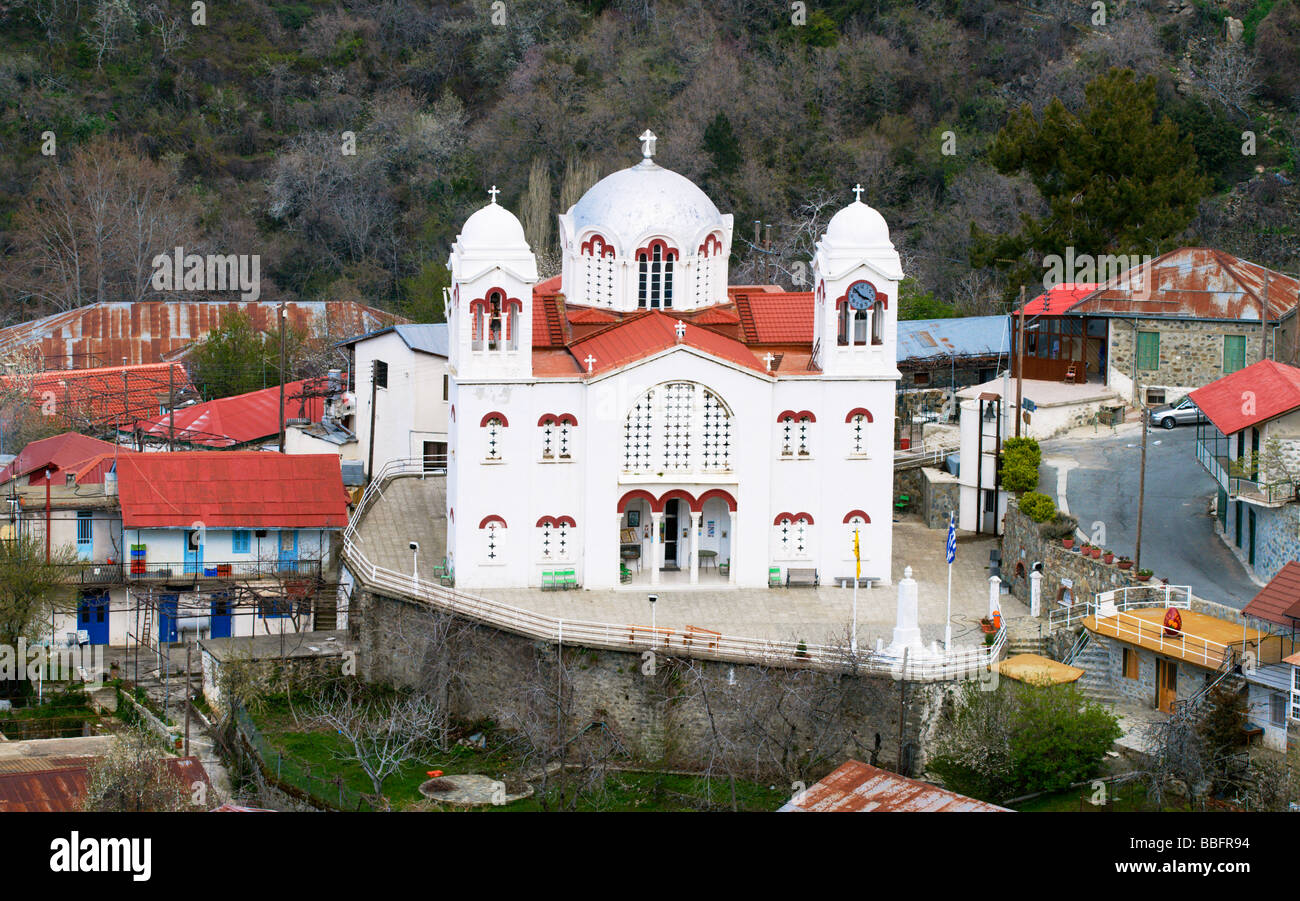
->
[779,760,1010,812]
[1016,283,1099,316]
[567,311,768,376]
[1057,248,1299,320]
[1188,360,1300,435]
[0,301,403,369]
[567,307,621,324]
[0,432,121,484]
[690,307,741,325]
[1243,560,1300,627]
[138,379,324,448]
[115,451,349,529]
[733,291,814,343]
[1,362,193,429]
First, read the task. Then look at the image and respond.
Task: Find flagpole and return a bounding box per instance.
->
[945,557,952,651]
[851,527,859,654]
[945,512,954,652]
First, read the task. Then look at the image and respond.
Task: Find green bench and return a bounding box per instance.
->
[769,566,782,588]
[543,568,578,590]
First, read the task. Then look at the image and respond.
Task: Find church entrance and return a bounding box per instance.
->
[663,499,680,569]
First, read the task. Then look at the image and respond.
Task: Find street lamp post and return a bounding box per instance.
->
[648,594,657,648]
[409,541,419,584]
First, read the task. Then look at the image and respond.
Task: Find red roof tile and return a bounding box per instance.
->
[115,451,349,529]
[1188,360,1300,435]
[567,311,768,376]
[690,307,741,325]
[1243,560,1300,627]
[1016,283,1099,316]
[733,292,814,343]
[138,380,324,448]
[567,307,621,324]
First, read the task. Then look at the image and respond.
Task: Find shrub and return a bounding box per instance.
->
[1038,512,1078,541]
[1002,436,1041,467]
[1019,492,1056,523]
[999,437,1043,494]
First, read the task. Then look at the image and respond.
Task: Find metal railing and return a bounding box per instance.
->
[126,559,324,581]
[1196,439,1296,506]
[894,438,960,470]
[342,458,1007,682]
[53,561,125,585]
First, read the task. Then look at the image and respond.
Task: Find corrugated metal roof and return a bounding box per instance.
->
[1,362,193,429]
[1188,360,1300,435]
[0,432,119,484]
[779,760,1011,812]
[897,315,1008,363]
[0,757,211,812]
[115,451,349,529]
[138,379,325,447]
[1015,283,1099,316]
[0,301,403,369]
[1243,560,1300,627]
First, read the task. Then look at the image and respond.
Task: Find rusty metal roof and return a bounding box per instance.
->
[0,756,211,812]
[778,760,1011,812]
[0,301,404,369]
[1063,248,1299,321]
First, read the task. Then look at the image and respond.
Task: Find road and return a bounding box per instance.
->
[1039,422,1259,609]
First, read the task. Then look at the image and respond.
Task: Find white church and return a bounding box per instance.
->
[443,133,902,590]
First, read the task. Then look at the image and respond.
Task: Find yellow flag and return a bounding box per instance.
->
[854,528,861,578]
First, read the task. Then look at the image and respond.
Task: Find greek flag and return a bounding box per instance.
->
[945,513,956,565]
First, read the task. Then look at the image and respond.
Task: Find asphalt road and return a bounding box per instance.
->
[1039,423,1259,609]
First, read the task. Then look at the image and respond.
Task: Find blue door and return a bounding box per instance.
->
[158,594,179,644]
[210,593,232,639]
[277,530,298,573]
[76,590,110,645]
[184,530,203,575]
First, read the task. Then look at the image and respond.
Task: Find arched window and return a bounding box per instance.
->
[480,412,508,461]
[479,515,507,563]
[695,234,722,305]
[778,411,816,457]
[846,408,873,456]
[774,512,814,560]
[871,299,884,345]
[623,382,731,473]
[538,414,577,461]
[582,234,616,306]
[536,515,576,562]
[843,510,870,561]
[637,240,677,309]
[471,301,486,351]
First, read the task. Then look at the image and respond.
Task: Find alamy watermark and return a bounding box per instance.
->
[1042,249,1153,300]
[0,639,106,688]
[150,246,261,301]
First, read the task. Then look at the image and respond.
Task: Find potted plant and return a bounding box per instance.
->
[984,632,996,646]
[1089,546,1102,559]
[1102,550,1114,564]
[1117,557,1133,570]
[1061,536,1074,549]
[979,617,996,634]
[1136,568,1153,582]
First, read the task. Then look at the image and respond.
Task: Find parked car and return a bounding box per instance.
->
[1148,395,1206,429]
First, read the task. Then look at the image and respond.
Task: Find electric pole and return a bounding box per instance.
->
[1015,285,1025,438]
[1135,400,1148,572]
[278,303,287,453]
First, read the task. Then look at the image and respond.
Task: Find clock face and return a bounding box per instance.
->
[848,282,876,311]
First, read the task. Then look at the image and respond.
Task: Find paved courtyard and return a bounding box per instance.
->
[349,476,1027,650]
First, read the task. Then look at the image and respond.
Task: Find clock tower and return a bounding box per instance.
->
[812,188,903,377]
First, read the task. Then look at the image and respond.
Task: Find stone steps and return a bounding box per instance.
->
[1070,639,1120,704]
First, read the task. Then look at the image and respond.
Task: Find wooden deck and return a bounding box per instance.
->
[995,653,1084,685]
[1083,608,1264,669]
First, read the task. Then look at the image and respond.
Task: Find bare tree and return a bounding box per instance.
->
[82,728,199,812]
[1194,39,1262,119]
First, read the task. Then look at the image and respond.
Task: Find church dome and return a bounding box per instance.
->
[459,200,529,250]
[568,160,725,250]
[824,199,892,249]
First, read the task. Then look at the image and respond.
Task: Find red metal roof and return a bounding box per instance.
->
[0,757,211,812]
[1243,560,1300,627]
[0,432,121,484]
[1057,248,1299,320]
[0,301,403,369]
[1016,283,1099,316]
[1,362,192,429]
[567,311,768,376]
[138,380,324,448]
[1188,360,1300,435]
[780,760,1011,812]
[115,451,349,529]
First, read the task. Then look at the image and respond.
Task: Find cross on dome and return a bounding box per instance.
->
[488,185,500,203]
[584,354,597,373]
[852,184,864,202]
[639,129,657,160]
[674,320,686,341]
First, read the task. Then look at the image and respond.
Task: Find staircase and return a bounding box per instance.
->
[1071,637,1120,704]
[1004,616,1050,656]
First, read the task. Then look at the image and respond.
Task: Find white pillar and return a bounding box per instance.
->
[727,507,738,585]
[887,565,923,655]
[1030,570,1042,618]
[617,512,627,580]
[689,511,702,584]
[649,511,662,585]
[988,575,1001,618]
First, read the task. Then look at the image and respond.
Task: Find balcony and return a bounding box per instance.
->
[1195,436,1296,508]
[125,559,324,582]
[54,561,125,585]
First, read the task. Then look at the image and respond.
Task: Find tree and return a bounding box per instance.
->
[82,728,198,812]
[0,534,80,657]
[898,278,957,320]
[702,112,743,179]
[186,311,275,400]
[972,69,1211,296]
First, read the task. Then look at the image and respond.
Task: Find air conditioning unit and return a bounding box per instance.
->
[334,392,357,416]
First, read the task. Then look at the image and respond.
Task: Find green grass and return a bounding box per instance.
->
[1010,782,1194,813]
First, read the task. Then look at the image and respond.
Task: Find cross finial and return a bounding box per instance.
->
[584,354,597,373]
[763,352,775,372]
[674,320,686,341]
[639,129,657,160]
[852,183,864,202]
[488,185,500,203]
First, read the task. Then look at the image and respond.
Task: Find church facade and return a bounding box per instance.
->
[443,135,902,590]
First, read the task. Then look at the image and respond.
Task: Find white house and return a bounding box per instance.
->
[442,134,901,590]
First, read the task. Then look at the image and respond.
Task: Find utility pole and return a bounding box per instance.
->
[366,359,379,479]
[1015,285,1026,438]
[278,303,287,453]
[44,466,51,562]
[168,363,175,452]
[1135,400,1148,572]
[183,640,192,757]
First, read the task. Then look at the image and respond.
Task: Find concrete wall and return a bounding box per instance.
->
[359,588,952,777]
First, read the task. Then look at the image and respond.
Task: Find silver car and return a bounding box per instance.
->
[1148,395,1206,429]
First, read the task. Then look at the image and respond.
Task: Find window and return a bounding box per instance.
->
[480,516,506,563]
[374,360,388,389]
[622,383,731,473]
[582,235,616,306]
[637,242,677,309]
[871,299,884,345]
[1223,335,1246,374]
[695,235,720,304]
[1270,692,1287,727]
[1136,331,1160,370]
[1123,648,1138,680]
[443,374,449,400]
[232,530,251,554]
[774,513,813,559]
[76,511,92,549]
[847,409,872,456]
[779,412,815,457]
[537,516,574,562]
[844,512,868,560]
[538,415,576,461]
[913,371,930,386]
[481,413,507,461]
[1145,388,1166,407]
